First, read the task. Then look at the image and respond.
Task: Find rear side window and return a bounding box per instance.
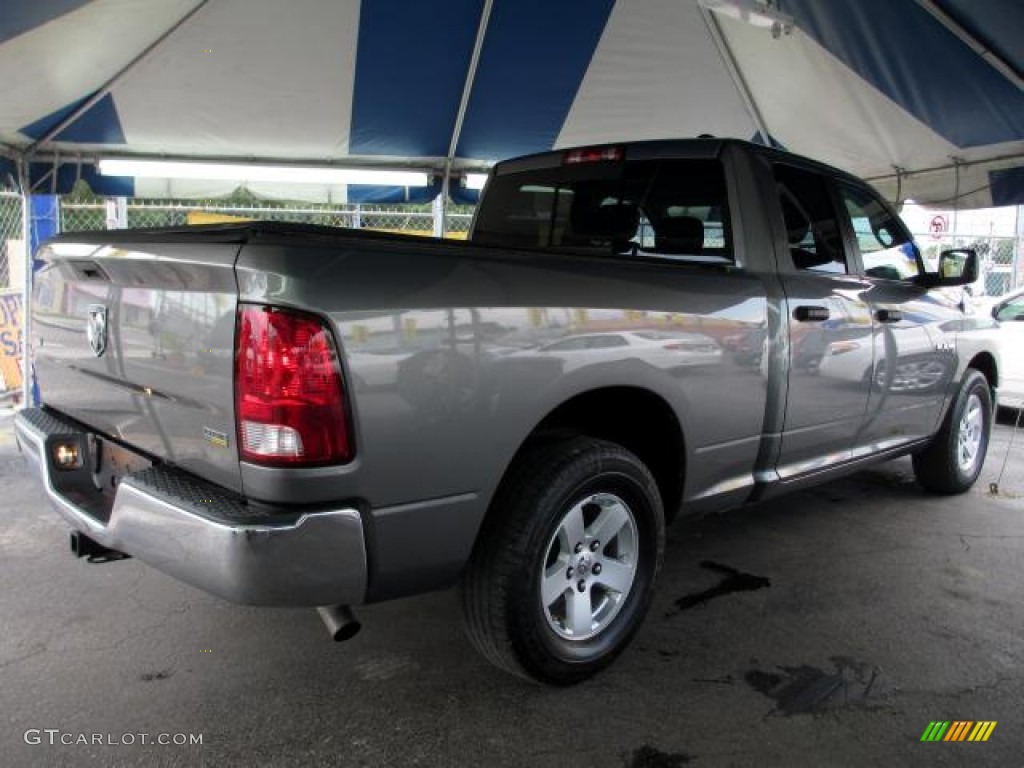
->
[587,334,629,348]
[773,163,847,274]
[473,158,732,262]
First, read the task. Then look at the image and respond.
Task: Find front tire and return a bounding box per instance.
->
[461,437,664,684]
[913,369,992,494]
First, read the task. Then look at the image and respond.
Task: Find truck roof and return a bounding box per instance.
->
[493,137,868,189]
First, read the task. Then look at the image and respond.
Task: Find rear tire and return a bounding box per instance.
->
[460,437,664,685]
[913,369,992,494]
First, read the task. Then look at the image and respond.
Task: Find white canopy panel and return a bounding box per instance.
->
[1,0,1021,207]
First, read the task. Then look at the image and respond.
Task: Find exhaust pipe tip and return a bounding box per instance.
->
[70,531,129,562]
[317,604,361,642]
[70,530,94,558]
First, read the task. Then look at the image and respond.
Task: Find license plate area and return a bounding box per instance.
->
[89,435,152,500]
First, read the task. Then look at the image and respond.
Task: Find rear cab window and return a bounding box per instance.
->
[472,152,733,264]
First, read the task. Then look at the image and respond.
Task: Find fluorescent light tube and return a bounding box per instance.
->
[98,159,431,187]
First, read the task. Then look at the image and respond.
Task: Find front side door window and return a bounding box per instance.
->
[838,182,922,281]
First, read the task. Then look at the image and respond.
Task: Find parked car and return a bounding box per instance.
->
[985,288,1024,408]
[16,138,1000,684]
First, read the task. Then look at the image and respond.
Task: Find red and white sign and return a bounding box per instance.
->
[929,214,948,240]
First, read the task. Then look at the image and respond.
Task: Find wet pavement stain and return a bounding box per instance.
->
[693,674,735,686]
[667,561,771,616]
[744,656,885,716]
[139,669,173,682]
[624,745,692,767]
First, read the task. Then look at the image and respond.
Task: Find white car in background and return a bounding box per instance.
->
[986,289,1024,408]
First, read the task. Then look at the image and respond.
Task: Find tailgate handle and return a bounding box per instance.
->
[793,305,830,322]
[875,308,903,323]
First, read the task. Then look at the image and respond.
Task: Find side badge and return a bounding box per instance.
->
[203,427,229,449]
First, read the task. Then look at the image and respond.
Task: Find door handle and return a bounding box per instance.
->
[793,305,830,322]
[876,309,903,323]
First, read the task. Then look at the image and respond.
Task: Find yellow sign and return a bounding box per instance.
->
[0,291,22,393]
[184,211,468,239]
[186,211,253,225]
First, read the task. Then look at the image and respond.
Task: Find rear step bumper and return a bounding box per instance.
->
[14,408,367,607]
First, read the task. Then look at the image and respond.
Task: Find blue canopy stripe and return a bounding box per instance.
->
[349,0,483,158]
[989,167,1024,207]
[782,0,1024,148]
[454,0,615,162]
[939,0,1024,80]
[20,93,126,145]
[0,156,18,189]
[0,0,92,45]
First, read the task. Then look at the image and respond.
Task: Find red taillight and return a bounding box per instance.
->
[564,146,623,165]
[235,305,353,466]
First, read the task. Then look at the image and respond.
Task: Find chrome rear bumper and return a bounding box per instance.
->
[14,408,367,607]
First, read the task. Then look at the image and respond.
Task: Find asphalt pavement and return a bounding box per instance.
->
[1,407,1022,767]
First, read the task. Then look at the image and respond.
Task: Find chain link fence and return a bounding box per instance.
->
[60,199,473,239]
[914,232,1021,297]
[0,189,25,400]
[52,197,1024,298]
[0,190,23,292]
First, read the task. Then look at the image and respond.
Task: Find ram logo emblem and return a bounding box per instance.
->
[86,304,108,357]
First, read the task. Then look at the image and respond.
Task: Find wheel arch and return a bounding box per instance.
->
[966,351,998,394]
[479,386,686,543]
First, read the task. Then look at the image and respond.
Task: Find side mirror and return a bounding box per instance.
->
[917,248,978,287]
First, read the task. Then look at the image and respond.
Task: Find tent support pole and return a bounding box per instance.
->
[698,5,772,143]
[24,0,212,156]
[864,150,1024,185]
[30,155,57,194]
[432,190,445,238]
[892,165,905,208]
[915,0,1024,92]
[439,0,494,236]
[18,156,32,408]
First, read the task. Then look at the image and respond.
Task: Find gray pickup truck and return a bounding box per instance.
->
[15,139,1000,684]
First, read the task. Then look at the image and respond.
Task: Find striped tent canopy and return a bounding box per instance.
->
[0,0,1022,207]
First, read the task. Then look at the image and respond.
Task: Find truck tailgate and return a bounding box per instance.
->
[32,237,242,492]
